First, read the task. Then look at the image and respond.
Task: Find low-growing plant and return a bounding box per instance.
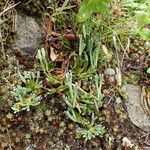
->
[73,23,103,79]
[12,47,68,113]
[63,71,105,140]
[64,71,104,113]
[76,114,105,141]
[18,71,42,92]
[122,0,150,39]
[11,71,43,113]
[37,48,60,84]
[11,85,41,113]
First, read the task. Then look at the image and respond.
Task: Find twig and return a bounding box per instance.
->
[0,32,6,59]
[0,2,20,17]
[6,127,13,150]
[73,83,100,112]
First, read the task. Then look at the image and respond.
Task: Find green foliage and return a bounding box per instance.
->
[47,0,74,20]
[11,85,41,113]
[18,71,42,92]
[76,114,105,141]
[11,71,42,113]
[64,71,104,114]
[12,48,67,113]
[77,0,111,22]
[64,18,106,141]
[73,23,102,79]
[123,0,150,39]
[77,124,105,141]
[63,71,105,140]
[136,2,150,39]
[37,48,60,84]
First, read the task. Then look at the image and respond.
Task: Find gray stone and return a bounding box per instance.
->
[104,68,116,76]
[14,15,43,55]
[123,84,150,132]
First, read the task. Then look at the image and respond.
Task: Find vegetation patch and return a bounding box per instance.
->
[0,0,149,149]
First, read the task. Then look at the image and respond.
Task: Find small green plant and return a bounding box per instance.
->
[77,125,105,141]
[11,71,42,113]
[18,71,42,92]
[47,0,74,22]
[63,71,105,140]
[64,71,104,114]
[37,48,66,94]
[123,0,150,39]
[11,85,41,113]
[76,114,105,141]
[37,48,60,84]
[79,34,100,70]
[77,0,111,22]
[73,23,102,79]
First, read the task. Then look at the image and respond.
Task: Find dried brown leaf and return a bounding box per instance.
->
[50,47,57,61]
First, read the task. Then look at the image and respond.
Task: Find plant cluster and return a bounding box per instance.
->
[11,0,111,141]
[12,46,67,113]
[10,0,133,142]
[37,48,60,84]
[12,71,42,113]
[122,0,150,39]
[63,71,105,140]
[72,21,109,79]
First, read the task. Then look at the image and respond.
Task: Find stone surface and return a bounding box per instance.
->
[123,84,150,132]
[104,68,116,76]
[14,15,43,55]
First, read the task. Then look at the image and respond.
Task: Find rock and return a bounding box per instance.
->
[123,84,150,132]
[104,68,116,85]
[14,15,43,56]
[104,68,116,76]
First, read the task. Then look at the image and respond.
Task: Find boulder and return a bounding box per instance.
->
[123,84,150,132]
[14,15,43,55]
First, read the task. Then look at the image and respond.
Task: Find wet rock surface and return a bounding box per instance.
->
[14,15,43,55]
[123,84,150,132]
